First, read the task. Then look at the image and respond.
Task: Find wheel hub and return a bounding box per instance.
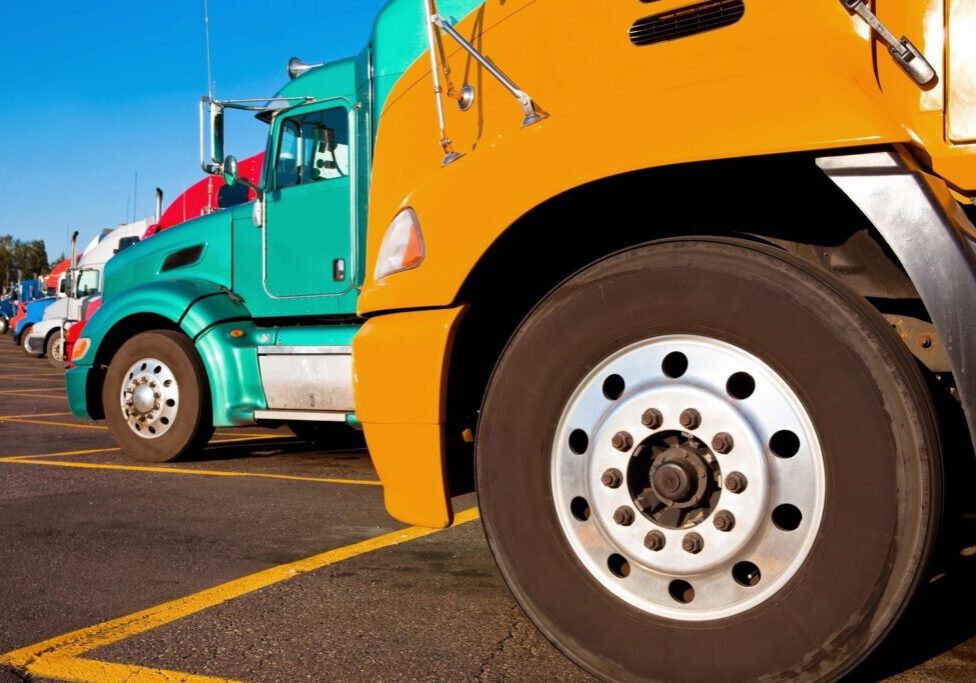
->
[551,334,825,621]
[132,383,156,414]
[119,358,179,439]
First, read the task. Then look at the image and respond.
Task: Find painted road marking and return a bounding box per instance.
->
[25,656,236,683]
[0,416,107,430]
[4,435,309,460]
[0,452,381,486]
[0,388,66,398]
[0,508,479,681]
[0,375,65,380]
[0,411,72,420]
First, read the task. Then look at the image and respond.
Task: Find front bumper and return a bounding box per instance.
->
[352,305,467,529]
[66,366,94,420]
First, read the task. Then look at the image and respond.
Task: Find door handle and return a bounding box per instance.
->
[333,258,346,282]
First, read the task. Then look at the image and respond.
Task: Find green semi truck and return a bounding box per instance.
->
[66,0,486,461]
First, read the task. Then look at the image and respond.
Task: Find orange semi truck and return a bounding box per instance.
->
[353,1,976,681]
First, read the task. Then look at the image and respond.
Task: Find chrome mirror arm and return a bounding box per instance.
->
[423,0,462,165]
[430,13,547,127]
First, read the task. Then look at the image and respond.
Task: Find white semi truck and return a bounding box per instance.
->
[27,217,149,366]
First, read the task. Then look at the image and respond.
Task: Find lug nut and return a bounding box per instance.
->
[601,468,624,488]
[641,408,663,429]
[613,506,636,526]
[679,409,701,430]
[644,530,666,551]
[149,381,157,388]
[725,471,748,494]
[711,432,734,454]
[682,532,704,554]
[713,510,736,532]
[611,431,634,452]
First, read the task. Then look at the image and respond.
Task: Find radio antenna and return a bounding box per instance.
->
[203,0,216,100]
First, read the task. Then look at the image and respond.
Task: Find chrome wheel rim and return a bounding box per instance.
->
[119,357,179,439]
[551,335,825,621]
[51,335,64,362]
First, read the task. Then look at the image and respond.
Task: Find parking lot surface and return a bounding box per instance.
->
[1,347,975,682]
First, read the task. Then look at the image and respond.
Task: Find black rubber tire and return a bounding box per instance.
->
[20,325,39,357]
[46,329,66,369]
[477,239,941,683]
[103,330,214,463]
[288,422,365,449]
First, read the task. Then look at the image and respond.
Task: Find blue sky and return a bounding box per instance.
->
[0,0,387,260]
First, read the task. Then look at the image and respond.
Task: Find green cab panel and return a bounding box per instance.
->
[102,209,235,299]
[75,279,246,370]
[264,101,355,299]
[195,321,268,426]
[270,324,359,347]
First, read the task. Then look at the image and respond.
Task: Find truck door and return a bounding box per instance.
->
[264,101,355,298]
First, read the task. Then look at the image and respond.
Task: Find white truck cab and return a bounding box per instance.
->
[27,218,148,364]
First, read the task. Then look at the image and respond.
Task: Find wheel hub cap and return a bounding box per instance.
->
[132,384,155,414]
[551,335,825,621]
[119,357,179,440]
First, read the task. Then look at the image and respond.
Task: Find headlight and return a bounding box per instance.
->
[374,208,424,281]
[71,338,91,362]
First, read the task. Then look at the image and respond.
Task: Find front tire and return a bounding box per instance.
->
[478,239,941,682]
[21,325,39,357]
[103,331,214,463]
[46,329,66,369]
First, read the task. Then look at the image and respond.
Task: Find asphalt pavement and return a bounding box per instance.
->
[0,345,974,682]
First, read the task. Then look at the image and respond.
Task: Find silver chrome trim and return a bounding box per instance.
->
[257,345,352,355]
[841,0,937,86]
[253,410,348,422]
[430,13,547,127]
[818,148,976,444]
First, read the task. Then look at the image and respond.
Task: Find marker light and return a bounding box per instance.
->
[374,208,425,281]
[72,338,91,362]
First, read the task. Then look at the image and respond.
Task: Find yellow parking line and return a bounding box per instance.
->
[0,372,64,378]
[0,411,71,420]
[5,435,289,460]
[25,656,236,683]
[0,388,65,398]
[0,508,479,681]
[0,456,382,486]
[0,416,107,430]
[10,447,120,459]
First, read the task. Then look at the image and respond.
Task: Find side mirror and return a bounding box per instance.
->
[222,155,239,186]
[199,98,225,175]
[221,154,263,199]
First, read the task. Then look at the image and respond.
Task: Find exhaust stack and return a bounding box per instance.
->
[155,188,164,223]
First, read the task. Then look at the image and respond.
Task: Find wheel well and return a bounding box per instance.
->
[85,314,182,420]
[444,149,934,493]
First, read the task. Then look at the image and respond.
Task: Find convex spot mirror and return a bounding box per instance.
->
[222,155,240,186]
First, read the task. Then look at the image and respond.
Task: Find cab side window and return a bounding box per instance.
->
[274,107,349,191]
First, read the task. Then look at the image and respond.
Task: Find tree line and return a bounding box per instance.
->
[0,236,51,289]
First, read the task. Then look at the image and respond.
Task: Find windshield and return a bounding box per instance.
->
[76,269,100,297]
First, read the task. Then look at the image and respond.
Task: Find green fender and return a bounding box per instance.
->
[76,279,265,426]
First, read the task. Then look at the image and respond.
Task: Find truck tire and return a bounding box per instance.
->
[102,330,214,463]
[477,238,941,683]
[21,325,39,357]
[46,329,66,369]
